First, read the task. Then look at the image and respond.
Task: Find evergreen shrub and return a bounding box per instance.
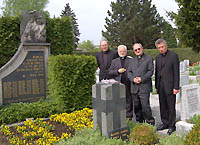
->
[184,115,200,145]
[0,16,20,67]
[55,128,134,145]
[129,123,159,145]
[48,54,97,113]
[158,133,184,145]
[46,16,74,55]
[0,100,58,125]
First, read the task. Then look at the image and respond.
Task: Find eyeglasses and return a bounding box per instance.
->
[134,48,141,52]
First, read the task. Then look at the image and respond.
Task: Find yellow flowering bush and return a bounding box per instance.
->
[0,108,93,145]
[50,108,93,130]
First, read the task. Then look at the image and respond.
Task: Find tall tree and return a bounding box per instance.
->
[1,0,49,16]
[102,0,164,49]
[61,3,80,48]
[161,21,177,48]
[169,0,200,52]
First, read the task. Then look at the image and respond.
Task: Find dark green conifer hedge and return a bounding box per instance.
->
[48,54,97,113]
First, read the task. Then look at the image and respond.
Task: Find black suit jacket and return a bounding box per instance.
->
[155,50,180,94]
[108,57,131,87]
[96,49,118,81]
[128,54,154,94]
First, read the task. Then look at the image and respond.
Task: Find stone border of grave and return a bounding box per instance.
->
[176,121,193,136]
[0,118,50,129]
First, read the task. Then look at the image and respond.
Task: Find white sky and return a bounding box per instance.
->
[0,0,179,45]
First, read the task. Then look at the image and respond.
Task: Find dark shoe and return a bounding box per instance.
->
[167,128,176,135]
[136,119,145,123]
[157,124,168,131]
[127,117,132,120]
[146,118,155,126]
[147,120,155,126]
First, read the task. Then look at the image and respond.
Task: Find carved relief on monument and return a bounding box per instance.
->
[21,11,46,43]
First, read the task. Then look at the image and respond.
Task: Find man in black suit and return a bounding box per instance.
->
[128,43,155,125]
[108,45,133,119]
[96,40,119,81]
[155,38,180,135]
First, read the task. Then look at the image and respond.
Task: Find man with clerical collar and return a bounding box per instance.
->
[96,40,119,81]
[155,38,180,135]
[128,43,155,125]
[108,45,133,120]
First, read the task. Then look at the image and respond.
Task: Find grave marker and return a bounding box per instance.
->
[92,83,130,140]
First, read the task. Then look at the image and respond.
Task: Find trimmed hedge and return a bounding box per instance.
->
[48,54,97,113]
[0,16,20,67]
[46,16,74,55]
[0,100,58,125]
[0,16,74,67]
[74,48,200,65]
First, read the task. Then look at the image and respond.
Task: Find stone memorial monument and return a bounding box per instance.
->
[21,10,46,43]
[92,82,130,140]
[180,84,200,121]
[0,11,50,105]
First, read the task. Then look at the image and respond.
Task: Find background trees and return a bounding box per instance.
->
[1,0,49,16]
[161,21,177,48]
[61,3,80,49]
[170,0,200,52]
[102,0,177,49]
[78,40,96,51]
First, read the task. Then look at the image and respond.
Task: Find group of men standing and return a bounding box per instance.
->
[96,39,180,135]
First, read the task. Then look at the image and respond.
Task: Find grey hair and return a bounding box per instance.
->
[118,45,127,51]
[133,43,143,49]
[155,38,167,47]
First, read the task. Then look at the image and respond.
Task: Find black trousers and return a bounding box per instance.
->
[126,86,133,118]
[132,93,155,124]
[158,79,176,128]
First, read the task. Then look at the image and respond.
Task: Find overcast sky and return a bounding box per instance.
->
[0,0,179,45]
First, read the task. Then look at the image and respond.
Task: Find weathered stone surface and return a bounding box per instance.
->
[0,43,50,105]
[176,121,193,136]
[180,84,200,121]
[21,11,46,43]
[92,83,129,139]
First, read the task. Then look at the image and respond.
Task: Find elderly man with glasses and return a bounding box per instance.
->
[128,43,155,125]
[108,45,133,120]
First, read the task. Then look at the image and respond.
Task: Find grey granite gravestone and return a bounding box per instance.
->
[92,83,130,140]
[0,11,50,105]
[184,60,189,68]
[180,74,189,87]
[176,73,189,103]
[180,61,187,73]
[180,84,200,121]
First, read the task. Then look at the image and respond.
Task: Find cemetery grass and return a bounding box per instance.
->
[0,120,75,145]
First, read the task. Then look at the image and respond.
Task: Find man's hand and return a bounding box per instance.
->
[133,77,142,84]
[118,68,126,73]
[173,89,179,95]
